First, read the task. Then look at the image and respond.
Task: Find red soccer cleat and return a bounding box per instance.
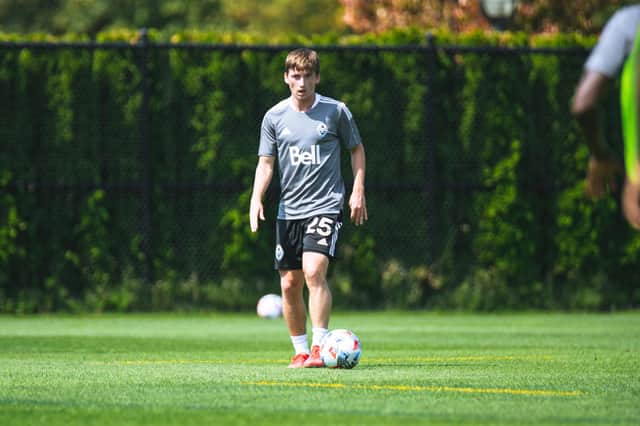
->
[288,353,310,368]
[303,345,325,368]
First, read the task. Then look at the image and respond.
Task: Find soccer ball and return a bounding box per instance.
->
[256,293,283,319]
[320,329,362,369]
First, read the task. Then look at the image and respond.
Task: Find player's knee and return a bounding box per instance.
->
[280,275,303,293]
[303,266,326,287]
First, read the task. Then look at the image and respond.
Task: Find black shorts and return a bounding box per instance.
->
[274,212,343,270]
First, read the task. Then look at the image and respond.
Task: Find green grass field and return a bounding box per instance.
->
[0,312,638,425]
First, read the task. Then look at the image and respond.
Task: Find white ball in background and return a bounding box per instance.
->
[256,293,283,319]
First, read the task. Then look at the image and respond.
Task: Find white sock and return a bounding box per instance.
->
[290,334,309,355]
[311,327,329,347]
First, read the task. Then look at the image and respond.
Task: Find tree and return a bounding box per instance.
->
[0,0,227,35]
[339,0,639,34]
[2,0,637,36]
[0,0,344,36]
[517,0,637,34]
[221,0,344,36]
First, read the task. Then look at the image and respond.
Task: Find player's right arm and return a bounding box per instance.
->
[571,70,623,199]
[250,155,275,233]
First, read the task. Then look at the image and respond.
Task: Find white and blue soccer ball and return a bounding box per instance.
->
[320,329,362,369]
[256,294,282,319]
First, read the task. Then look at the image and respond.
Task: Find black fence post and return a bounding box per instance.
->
[424,33,437,265]
[137,28,154,291]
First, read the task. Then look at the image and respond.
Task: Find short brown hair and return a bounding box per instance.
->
[285,48,320,75]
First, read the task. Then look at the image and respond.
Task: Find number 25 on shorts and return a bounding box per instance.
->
[306,216,334,237]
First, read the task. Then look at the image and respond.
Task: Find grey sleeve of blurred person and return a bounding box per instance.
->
[584,5,640,78]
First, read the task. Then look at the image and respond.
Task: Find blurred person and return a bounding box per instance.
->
[571,5,640,229]
[249,48,367,368]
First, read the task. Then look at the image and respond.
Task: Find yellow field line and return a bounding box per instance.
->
[367,355,555,362]
[244,380,585,397]
[88,359,284,365]
[89,354,554,366]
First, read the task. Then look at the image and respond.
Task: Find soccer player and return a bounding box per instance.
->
[620,27,640,229]
[571,5,640,229]
[249,48,367,368]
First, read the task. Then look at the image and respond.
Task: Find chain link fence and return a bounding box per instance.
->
[4,32,626,311]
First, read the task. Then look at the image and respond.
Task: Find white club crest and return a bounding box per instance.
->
[317,122,328,137]
[275,244,284,261]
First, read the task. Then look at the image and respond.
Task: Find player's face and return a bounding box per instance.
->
[284,68,320,103]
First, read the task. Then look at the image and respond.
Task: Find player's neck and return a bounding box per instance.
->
[290,93,316,112]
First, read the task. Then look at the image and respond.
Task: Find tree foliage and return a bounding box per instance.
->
[1,1,639,36]
[0,0,226,35]
[517,0,638,34]
[0,0,344,36]
[340,0,639,34]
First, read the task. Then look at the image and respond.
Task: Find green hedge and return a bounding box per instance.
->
[1,28,638,312]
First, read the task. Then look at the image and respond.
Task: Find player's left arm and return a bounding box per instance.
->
[349,143,367,226]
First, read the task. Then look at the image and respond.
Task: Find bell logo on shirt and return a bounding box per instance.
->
[289,146,321,166]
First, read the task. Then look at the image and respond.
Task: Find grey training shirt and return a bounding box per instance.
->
[585,5,640,77]
[259,94,362,220]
